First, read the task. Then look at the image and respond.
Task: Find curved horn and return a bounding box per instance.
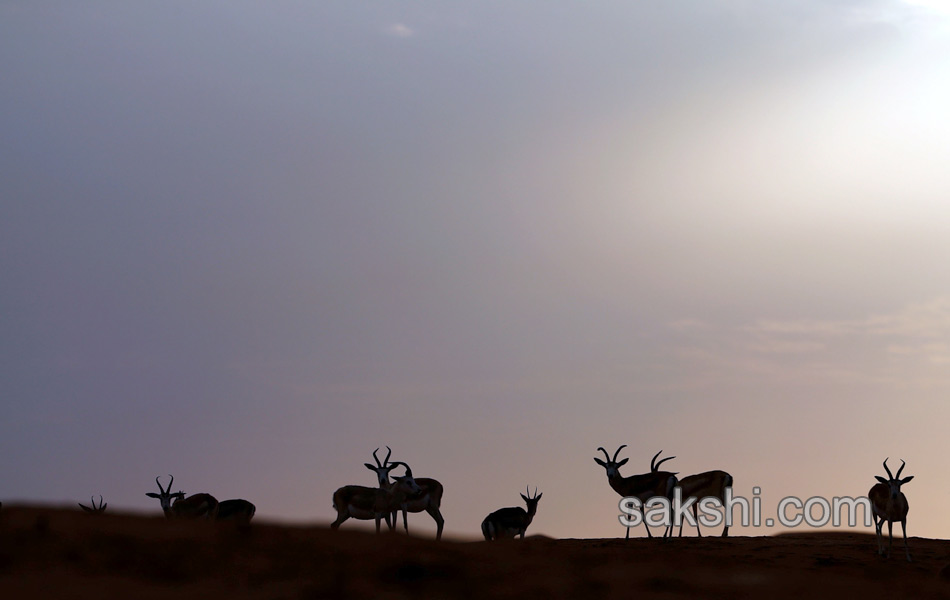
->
[372,448,383,468]
[655,456,676,470]
[384,446,392,467]
[895,459,906,479]
[167,474,173,494]
[882,458,894,480]
[612,444,627,462]
[597,447,611,461]
[155,475,172,495]
[389,461,413,477]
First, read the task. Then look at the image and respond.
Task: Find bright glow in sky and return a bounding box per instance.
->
[903,0,950,15]
[1,0,949,540]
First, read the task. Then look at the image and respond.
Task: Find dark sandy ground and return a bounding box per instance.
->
[1,505,949,599]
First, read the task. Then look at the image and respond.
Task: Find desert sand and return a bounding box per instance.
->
[1,505,948,599]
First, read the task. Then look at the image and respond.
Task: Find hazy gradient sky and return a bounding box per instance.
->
[2,1,950,540]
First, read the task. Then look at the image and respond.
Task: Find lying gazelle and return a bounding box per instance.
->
[146,475,218,519]
[365,447,445,540]
[594,445,677,539]
[331,463,422,533]
[481,486,542,541]
[216,499,257,524]
[78,495,107,514]
[869,458,914,562]
[649,451,733,537]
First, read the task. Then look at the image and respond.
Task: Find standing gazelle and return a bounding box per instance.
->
[331,464,422,534]
[146,475,218,519]
[481,487,542,541]
[594,445,678,539]
[365,447,445,541]
[649,451,733,537]
[869,458,914,562]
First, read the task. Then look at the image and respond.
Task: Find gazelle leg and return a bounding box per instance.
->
[901,519,911,562]
[640,505,652,538]
[694,504,703,538]
[426,506,444,541]
[874,516,883,555]
[886,519,893,557]
[330,513,348,530]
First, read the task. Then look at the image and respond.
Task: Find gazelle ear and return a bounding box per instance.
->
[100,503,107,511]
[146,492,160,498]
[594,458,607,467]
[875,476,888,485]
[535,493,542,501]
[900,476,914,484]
[365,463,378,471]
[617,458,629,467]
[521,494,529,502]
[79,504,92,512]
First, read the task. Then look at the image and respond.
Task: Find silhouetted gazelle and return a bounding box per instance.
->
[78,495,107,514]
[331,464,422,533]
[216,499,256,524]
[146,475,218,519]
[649,450,733,537]
[481,486,542,541]
[869,458,914,561]
[595,445,677,539]
[365,447,445,540]
[363,447,409,532]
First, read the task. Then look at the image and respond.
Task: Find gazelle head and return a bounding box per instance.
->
[145,474,186,511]
[594,445,629,478]
[876,458,914,500]
[386,460,423,495]
[521,486,542,514]
[78,495,107,514]
[650,450,676,472]
[364,447,399,487]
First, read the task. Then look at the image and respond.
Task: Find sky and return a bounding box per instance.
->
[1,0,950,540]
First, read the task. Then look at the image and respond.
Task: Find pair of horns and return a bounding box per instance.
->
[155,474,174,494]
[597,445,627,462]
[882,458,906,480]
[372,447,393,468]
[78,495,106,512]
[650,450,676,471]
[525,485,540,499]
